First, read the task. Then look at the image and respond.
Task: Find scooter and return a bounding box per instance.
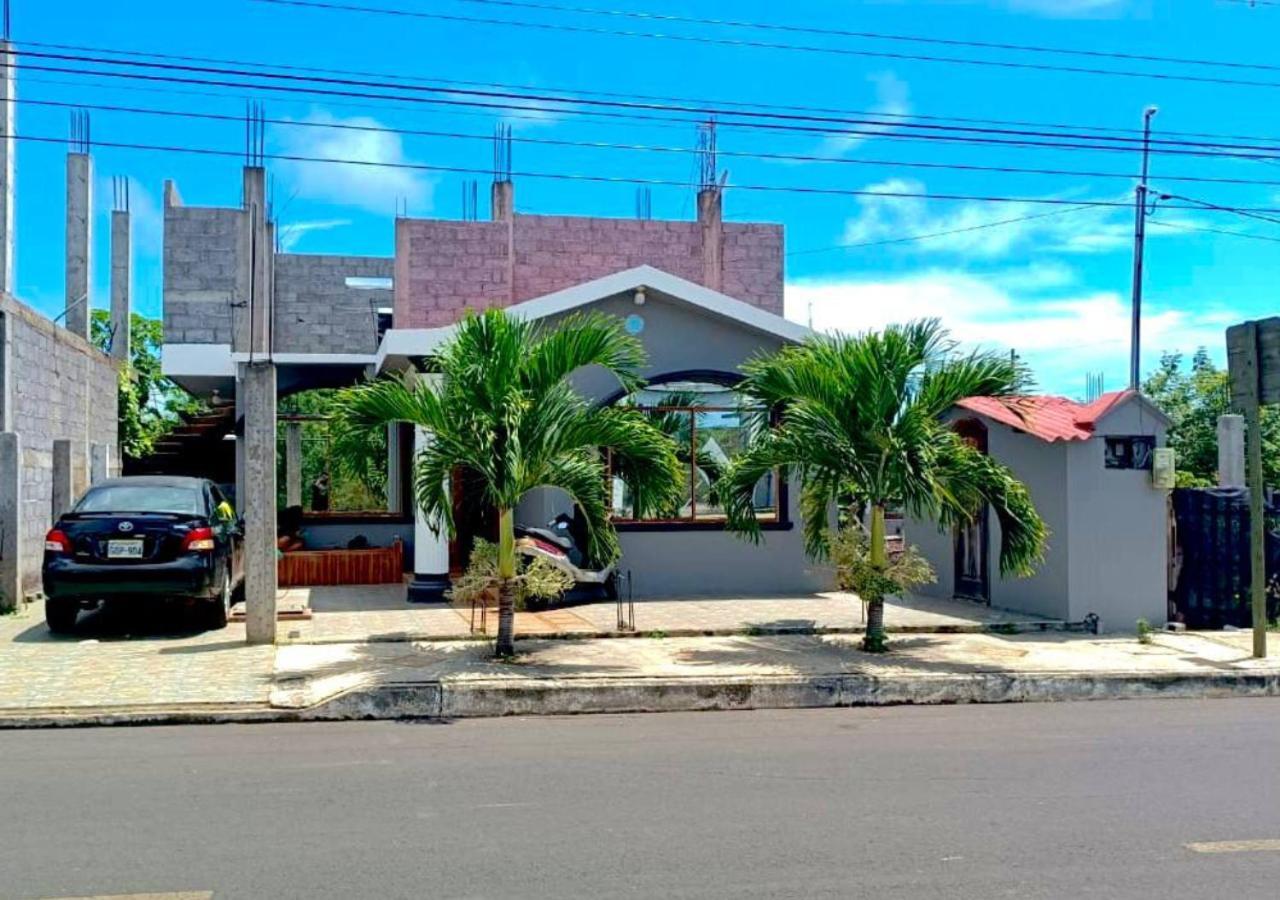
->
[515,512,618,605]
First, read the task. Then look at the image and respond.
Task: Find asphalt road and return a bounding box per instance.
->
[3,700,1280,899]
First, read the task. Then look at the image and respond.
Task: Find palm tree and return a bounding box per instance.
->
[718,319,1048,651]
[331,309,684,656]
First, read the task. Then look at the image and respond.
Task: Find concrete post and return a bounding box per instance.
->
[386,422,402,514]
[0,432,20,611]
[1218,414,1246,489]
[490,180,514,222]
[0,309,11,432]
[90,443,111,485]
[284,420,303,509]
[65,152,92,339]
[0,41,15,296]
[51,439,73,520]
[242,167,272,358]
[109,208,132,363]
[697,187,723,293]
[242,361,278,644]
[408,413,450,603]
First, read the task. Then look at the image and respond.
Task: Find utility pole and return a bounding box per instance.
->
[1129,106,1158,391]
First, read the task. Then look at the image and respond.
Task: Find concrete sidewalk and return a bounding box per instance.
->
[5,612,1280,726]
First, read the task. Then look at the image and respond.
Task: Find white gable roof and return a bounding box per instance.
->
[378,265,810,370]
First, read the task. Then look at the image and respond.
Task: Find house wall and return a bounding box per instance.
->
[2,295,119,595]
[908,416,1072,620]
[273,254,393,355]
[515,291,830,598]
[1064,403,1168,628]
[393,214,784,329]
[162,201,241,346]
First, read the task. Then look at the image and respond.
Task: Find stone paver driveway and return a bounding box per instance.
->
[0,599,275,713]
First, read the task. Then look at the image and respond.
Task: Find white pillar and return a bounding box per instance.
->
[1218,414,1246,489]
[407,421,450,603]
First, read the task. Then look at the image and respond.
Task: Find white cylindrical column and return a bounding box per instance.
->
[407,375,451,602]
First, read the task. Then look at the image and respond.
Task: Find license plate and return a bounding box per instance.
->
[107,540,144,559]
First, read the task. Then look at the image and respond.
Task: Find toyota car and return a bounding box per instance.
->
[42,476,244,634]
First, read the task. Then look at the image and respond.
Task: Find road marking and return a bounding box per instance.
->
[1186,839,1280,854]
[42,893,214,899]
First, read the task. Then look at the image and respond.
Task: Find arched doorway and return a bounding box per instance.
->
[953,418,990,603]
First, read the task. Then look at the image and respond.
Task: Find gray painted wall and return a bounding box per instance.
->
[2,296,119,594]
[516,289,832,599]
[1064,401,1168,628]
[907,398,1168,629]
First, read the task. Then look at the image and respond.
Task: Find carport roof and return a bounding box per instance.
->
[956,390,1169,442]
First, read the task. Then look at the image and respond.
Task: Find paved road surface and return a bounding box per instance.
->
[3,700,1280,899]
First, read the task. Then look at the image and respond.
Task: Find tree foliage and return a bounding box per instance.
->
[1143,349,1280,488]
[718,319,1048,651]
[331,308,684,655]
[91,311,205,462]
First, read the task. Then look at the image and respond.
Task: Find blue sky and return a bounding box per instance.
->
[10,0,1280,395]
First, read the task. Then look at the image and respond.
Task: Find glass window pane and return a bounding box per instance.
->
[76,485,203,516]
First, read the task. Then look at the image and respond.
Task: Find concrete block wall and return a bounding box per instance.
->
[394,212,785,328]
[274,254,393,354]
[1,295,119,595]
[162,196,242,345]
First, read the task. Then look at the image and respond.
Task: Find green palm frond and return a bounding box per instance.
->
[723,319,1047,579]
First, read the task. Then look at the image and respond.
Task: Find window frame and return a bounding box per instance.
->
[605,379,792,533]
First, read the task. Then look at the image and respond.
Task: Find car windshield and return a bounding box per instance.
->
[75,484,204,516]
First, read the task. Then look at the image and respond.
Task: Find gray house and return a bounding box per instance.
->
[907,390,1172,630]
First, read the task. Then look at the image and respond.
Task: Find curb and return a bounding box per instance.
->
[4,669,1279,729]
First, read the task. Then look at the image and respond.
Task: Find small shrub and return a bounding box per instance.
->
[1136,618,1154,645]
[446,539,573,611]
[829,525,936,600]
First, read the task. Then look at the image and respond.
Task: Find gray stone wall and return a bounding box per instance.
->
[163,204,242,345]
[274,254,392,355]
[1,295,119,595]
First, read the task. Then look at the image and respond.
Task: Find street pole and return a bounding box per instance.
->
[1129,106,1158,392]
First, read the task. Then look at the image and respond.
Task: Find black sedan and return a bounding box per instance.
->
[42,476,245,634]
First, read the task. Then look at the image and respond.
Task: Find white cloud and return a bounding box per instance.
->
[786,269,1232,393]
[817,72,911,158]
[276,218,352,252]
[1003,0,1135,17]
[272,110,434,215]
[836,177,1133,258]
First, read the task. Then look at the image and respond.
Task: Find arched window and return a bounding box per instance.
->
[607,375,779,525]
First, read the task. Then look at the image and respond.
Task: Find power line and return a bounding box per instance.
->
[787,205,1097,256]
[442,0,1280,75]
[251,0,1280,90]
[9,52,1280,163]
[26,38,1280,147]
[16,92,1280,189]
[1148,218,1280,243]
[1161,191,1280,226]
[10,129,1280,214]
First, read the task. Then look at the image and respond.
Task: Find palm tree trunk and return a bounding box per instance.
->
[495,507,517,656]
[862,503,889,653]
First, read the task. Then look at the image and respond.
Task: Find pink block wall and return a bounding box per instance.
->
[394,212,783,328]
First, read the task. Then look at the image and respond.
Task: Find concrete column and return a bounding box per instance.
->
[386,423,402,514]
[51,439,73,520]
[490,180,514,222]
[243,361,278,644]
[0,309,11,432]
[0,432,20,611]
[407,419,450,603]
[1219,414,1246,489]
[90,443,111,485]
[242,166,272,358]
[0,41,15,296]
[234,377,246,508]
[284,421,303,508]
[65,152,92,339]
[109,208,131,363]
[697,187,723,293]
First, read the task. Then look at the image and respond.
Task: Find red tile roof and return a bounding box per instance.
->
[955,390,1137,443]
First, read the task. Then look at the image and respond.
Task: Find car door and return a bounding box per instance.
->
[209,483,244,585]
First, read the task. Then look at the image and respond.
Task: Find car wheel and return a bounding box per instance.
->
[206,564,232,630]
[45,598,79,634]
